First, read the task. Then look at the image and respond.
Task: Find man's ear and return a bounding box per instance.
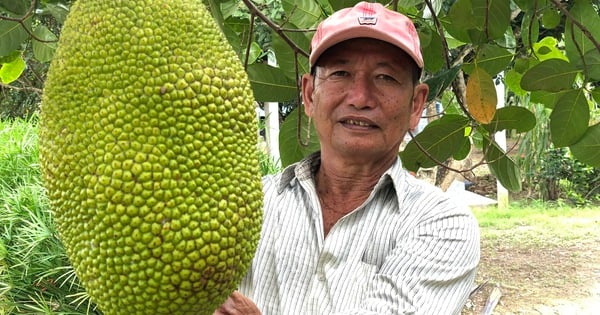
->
[301,73,315,117]
[409,83,429,130]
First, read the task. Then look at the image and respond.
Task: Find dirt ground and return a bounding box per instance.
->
[460,175,600,315]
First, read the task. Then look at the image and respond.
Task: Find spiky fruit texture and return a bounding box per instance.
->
[39,1,262,314]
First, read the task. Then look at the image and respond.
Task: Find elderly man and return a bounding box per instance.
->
[215,2,480,314]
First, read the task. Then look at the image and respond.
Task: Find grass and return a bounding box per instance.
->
[472,201,600,246]
[0,118,99,315]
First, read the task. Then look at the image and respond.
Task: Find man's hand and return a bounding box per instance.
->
[213,291,261,315]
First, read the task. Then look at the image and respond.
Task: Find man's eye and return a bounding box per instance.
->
[331,70,349,77]
[377,74,397,82]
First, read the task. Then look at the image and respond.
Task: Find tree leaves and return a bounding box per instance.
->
[278,107,320,167]
[0,51,25,84]
[521,59,578,92]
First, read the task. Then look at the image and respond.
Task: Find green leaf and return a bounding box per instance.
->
[532,37,568,62]
[570,122,600,168]
[42,3,70,24]
[484,137,522,192]
[462,44,513,77]
[423,65,460,102]
[329,0,361,11]
[400,115,470,172]
[520,11,539,47]
[530,89,571,109]
[246,63,297,102]
[504,69,527,97]
[550,89,590,147]
[271,30,310,81]
[420,25,445,73]
[0,17,32,56]
[444,0,510,44]
[0,53,25,84]
[0,0,28,15]
[281,0,323,28]
[520,59,578,92]
[541,7,561,29]
[483,106,536,133]
[579,49,600,81]
[32,26,58,63]
[565,0,600,68]
[279,107,320,167]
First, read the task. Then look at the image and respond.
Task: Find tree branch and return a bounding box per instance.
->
[549,0,600,54]
[0,0,58,43]
[240,0,310,59]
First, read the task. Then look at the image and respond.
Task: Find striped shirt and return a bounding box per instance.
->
[239,153,480,314]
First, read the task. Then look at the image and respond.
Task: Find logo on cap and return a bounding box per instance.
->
[358,16,377,25]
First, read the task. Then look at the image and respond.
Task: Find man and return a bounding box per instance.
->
[215,2,480,314]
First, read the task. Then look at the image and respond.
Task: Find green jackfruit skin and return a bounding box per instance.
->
[39,1,262,314]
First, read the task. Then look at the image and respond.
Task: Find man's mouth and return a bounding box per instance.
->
[341,119,377,128]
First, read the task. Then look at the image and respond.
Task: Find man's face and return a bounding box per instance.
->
[302,38,429,163]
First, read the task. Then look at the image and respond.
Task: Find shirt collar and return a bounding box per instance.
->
[276,152,408,195]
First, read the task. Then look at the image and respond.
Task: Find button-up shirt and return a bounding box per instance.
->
[239,153,480,314]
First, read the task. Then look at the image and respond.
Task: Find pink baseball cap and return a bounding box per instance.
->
[309,1,423,69]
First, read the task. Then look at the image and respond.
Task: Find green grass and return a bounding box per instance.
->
[472,201,600,246]
[0,118,99,315]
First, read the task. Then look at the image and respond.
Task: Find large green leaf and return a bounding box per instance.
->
[483,137,521,192]
[282,0,323,28]
[520,59,578,92]
[329,0,361,11]
[32,26,58,63]
[419,25,445,73]
[462,44,513,77]
[444,0,510,44]
[530,89,571,109]
[0,53,25,84]
[570,122,600,168]
[550,89,590,147]
[565,0,600,68]
[246,63,297,102]
[40,3,70,24]
[271,30,310,81]
[400,115,470,172]
[0,17,31,56]
[483,106,536,133]
[279,107,320,167]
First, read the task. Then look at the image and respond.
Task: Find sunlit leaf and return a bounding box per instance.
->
[466,66,497,124]
[0,54,25,84]
[400,115,470,172]
[279,107,320,167]
[570,123,600,168]
[532,37,568,61]
[504,69,526,97]
[483,106,536,133]
[246,63,297,102]
[521,59,578,92]
[550,89,590,147]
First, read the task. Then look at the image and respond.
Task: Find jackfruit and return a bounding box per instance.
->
[38,1,262,314]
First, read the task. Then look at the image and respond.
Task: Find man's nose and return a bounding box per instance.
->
[347,75,374,109]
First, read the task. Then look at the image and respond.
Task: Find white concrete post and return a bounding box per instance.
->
[495,74,509,209]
